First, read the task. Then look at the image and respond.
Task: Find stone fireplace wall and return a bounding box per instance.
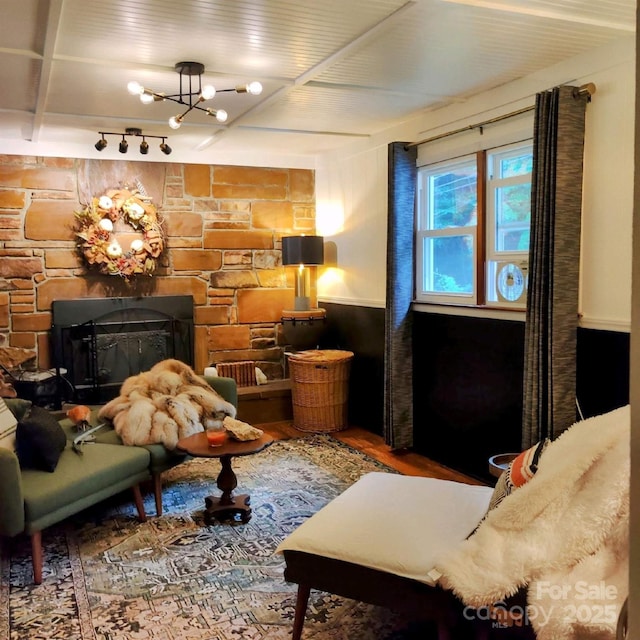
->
[0,155,316,380]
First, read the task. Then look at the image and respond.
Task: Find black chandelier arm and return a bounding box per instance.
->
[144,86,250,109]
[174,101,201,122]
[147,91,233,109]
[152,92,200,107]
[127,62,262,129]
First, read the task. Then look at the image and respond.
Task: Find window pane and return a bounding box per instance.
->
[500,153,533,178]
[423,235,474,294]
[495,184,531,251]
[428,164,477,230]
[501,229,530,251]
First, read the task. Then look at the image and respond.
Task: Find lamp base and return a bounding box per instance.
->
[294,296,311,311]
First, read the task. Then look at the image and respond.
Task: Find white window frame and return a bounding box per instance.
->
[485,141,533,308]
[486,141,533,261]
[416,154,478,305]
[415,132,533,309]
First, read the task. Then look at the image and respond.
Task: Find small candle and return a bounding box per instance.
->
[206,429,227,447]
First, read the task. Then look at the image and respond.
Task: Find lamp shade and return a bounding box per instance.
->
[282,235,324,265]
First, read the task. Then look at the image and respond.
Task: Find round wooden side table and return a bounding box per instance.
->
[176,431,274,524]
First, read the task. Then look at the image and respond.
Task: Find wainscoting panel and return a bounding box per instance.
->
[319,303,386,435]
[320,304,629,482]
[413,313,525,481]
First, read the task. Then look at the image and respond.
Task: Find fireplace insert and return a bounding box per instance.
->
[51,295,194,405]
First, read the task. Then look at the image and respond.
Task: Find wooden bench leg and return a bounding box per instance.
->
[437,621,452,640]
[131,484,147,522]
[153,473,163,516]
[292,584,311,640]
[30,530,43,584]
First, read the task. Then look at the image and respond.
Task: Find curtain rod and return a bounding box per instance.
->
[406,82,596,149]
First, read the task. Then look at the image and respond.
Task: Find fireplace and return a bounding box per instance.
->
[51,295,194,405]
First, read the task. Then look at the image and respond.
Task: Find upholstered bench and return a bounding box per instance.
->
[276,471,494,640]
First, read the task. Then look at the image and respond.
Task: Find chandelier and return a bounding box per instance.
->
[94,127,172,155]
[127,61,262,129]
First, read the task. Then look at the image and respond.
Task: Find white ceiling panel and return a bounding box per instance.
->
[0,0,634,160]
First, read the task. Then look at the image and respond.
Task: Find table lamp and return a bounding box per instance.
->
[282,235,324,311]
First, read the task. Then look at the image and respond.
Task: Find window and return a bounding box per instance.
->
[416,141,533,308]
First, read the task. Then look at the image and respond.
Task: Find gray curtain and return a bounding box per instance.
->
[384,142,417,449]
[522,85,589,448]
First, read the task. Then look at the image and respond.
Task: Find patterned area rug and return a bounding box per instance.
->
[0,435,440,640]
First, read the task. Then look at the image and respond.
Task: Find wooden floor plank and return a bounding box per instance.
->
[258,421,487,486]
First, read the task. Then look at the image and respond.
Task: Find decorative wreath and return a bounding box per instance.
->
[74,188,165,281]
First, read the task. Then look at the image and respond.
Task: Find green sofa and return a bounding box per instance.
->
[0,375,237,585]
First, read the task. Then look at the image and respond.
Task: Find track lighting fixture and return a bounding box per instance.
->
[127,61,262,129]
[94,128,171,155]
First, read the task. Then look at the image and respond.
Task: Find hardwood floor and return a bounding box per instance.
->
[258,421,488,486]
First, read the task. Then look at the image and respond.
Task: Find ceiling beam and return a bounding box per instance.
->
[29,0,64,142]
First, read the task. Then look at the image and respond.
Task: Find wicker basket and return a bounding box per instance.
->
[216,361,255,387]
[287,349,354,432]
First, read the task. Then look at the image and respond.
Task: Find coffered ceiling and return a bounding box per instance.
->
[0,0,635,161]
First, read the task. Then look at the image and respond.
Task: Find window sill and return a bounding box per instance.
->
[412,302,526,322]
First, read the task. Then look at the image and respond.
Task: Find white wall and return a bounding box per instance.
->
[316,36,636,332]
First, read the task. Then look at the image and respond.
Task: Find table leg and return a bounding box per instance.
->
[203,454,252,524]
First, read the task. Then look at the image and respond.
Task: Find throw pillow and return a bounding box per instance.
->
[486,438,549,512]
[4,397,33,422]
[0,397,18,450]
[15,405,67,472]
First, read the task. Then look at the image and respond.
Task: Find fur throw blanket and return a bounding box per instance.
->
[98,359,237,450]
[436,405,629,640]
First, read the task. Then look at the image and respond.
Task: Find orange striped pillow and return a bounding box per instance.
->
[509,440,547,487]
[486,439,548,513]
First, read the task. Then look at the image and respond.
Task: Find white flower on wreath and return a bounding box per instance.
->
[105,241,123,258]
[98,196,114,210]
[99,218,113,232]
[124,200,145,220]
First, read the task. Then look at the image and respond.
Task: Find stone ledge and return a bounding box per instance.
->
[237,379,292,424]
[237,378,291,398]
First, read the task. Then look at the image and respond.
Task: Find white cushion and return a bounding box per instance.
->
[0,398,18,451]
[276,471,493,586]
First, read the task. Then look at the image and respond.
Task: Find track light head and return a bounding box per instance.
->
[94,128,170,155]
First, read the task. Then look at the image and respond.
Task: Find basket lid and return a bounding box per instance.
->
[288,349,354,362]
[281,308,326,320]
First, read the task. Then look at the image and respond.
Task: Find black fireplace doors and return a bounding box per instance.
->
[51,296,194,405]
